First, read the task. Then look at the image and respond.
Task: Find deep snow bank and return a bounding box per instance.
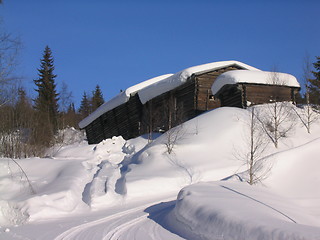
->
[0,134,149,226]
[170,182,320,240]
[0,156,93,225]
[264,137,320,217]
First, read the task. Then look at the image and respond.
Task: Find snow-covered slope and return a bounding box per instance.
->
[1,105,320,240]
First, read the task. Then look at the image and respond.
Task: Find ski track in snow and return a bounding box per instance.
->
[54,198,181,240]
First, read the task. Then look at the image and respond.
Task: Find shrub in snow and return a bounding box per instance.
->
[163,124,186,154]
[49,127,86,157]
[255,102,296,148]
[293,104,320,134]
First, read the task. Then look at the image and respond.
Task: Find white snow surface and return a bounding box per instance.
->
[172,182,320,240]
[79,74,173,129]
[211,70,300,95]
[1,105,320,239]
[138,60,260,104]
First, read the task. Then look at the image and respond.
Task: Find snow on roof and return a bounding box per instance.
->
[211,70,300,95]
[79,74,173,129]
[138,60,260,104]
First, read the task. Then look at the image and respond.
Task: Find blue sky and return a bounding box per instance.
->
[1,0,319,108]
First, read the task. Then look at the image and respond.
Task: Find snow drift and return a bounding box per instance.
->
[170,182,320,240]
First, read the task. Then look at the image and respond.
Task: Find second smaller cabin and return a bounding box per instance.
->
[211,70,300,108]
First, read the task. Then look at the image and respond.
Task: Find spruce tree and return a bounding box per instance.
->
[308,56,320,105]
[15,87,33,129]
[79,92,91,118]
[34,46,59,134]
[63,103,78,128]
[91,85,104,111]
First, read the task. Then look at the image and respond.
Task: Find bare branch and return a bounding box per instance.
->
[164,124,185,154]
[234,107,271,185]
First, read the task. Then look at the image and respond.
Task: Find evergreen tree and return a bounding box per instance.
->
[308,56,320,105]
[62,103,78,128]
[15,87,33,128]
[68,103,76,114]
[91,85,104,111]
[34,46,59,134]
[79,91,91,118]
[17,88,29,107]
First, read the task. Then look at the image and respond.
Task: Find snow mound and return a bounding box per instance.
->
[169,182,320,240]
[124,107,252,198]
[264,137,320,217]
[0,158,93,225]
[55,127,86,145]
[84,136,129,209]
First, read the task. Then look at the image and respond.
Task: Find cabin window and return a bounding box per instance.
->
[209,95,215,101]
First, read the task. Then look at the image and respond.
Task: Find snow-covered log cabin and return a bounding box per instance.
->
[211,70,300,108]
[79,61,300,144]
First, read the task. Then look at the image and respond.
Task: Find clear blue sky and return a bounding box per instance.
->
[1,0,319,108]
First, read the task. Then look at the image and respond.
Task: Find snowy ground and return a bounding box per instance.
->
[1,105,320,239]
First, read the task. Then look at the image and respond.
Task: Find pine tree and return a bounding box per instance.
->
[308,56,320,105]
[91,85,104,111]
[34,46,59,134]
[79,91,91,118]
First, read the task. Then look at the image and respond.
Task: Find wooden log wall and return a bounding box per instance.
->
[216,84,299,110]
[219,85,244,108]
[85,116,105,144]
[245,84,296,105]
[174,78,197,124]
[195,65,244,112]
[85,94,143,144]
[141,78,197,134]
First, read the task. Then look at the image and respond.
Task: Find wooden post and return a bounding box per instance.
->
[240,84,247,109]
[206,89,210,110]
[148,100,153,142]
